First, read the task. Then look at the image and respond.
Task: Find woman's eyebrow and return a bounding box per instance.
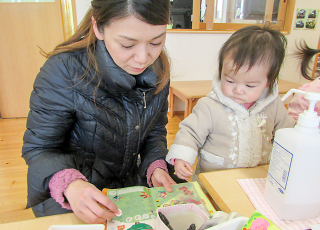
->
[118,32,166,41]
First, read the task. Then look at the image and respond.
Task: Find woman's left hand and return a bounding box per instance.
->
[151,168,176,192]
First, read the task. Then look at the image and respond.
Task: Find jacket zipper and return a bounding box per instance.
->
[142,92,146,109]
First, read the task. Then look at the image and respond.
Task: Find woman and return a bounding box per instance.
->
[22,0,176,224]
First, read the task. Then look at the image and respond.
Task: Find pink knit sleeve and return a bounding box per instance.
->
[288,93,309,120]
[146,159,168,187]
[49,168,88,210]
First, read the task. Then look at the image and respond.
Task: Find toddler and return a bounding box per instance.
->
[166,25,296,182]
[288,41,320,128]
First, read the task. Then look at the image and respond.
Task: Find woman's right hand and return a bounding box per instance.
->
[174,159,193,180]
[64,179,120,224]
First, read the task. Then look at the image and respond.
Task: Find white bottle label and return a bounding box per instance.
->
[267,141,293,197]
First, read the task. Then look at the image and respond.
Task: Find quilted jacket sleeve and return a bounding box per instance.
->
[22,54,77,208]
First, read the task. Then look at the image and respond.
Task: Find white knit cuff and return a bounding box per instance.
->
[166,144,197,165]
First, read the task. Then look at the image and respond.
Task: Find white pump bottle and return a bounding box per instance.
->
[264,89,320,220]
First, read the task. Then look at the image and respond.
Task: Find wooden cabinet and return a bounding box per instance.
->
[0,1,74,118]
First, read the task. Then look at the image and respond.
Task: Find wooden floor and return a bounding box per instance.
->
[0,113,184,223]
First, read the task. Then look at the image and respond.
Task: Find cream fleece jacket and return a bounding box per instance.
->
[166,76,296,181]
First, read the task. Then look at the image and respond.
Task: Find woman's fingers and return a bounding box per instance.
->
[64,179,118,224]
[151,168,176,192]
[94,191,119,214]
[74,209,107,224]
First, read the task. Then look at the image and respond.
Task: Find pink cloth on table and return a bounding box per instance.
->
[49,168,88,210]
[146,159,168,187]
[243,102,255,109]
[237,178,320,230]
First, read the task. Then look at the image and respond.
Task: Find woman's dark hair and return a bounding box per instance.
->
[295,40,320,81]
[44,0,171,93]
[218,24,287,94]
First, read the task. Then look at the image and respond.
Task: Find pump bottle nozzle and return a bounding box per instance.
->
[282,88,320,131]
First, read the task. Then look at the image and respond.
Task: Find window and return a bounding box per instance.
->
[169,0,296,33]
[170,0,193,29]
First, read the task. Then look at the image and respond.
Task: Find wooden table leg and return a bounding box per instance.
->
[184,98,194,118]
[183,99,188,118]
[191,98,199,112]
[168,87,174,118]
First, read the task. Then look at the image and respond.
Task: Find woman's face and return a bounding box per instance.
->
[93,15,167,75]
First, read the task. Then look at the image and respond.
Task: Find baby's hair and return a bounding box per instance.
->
[218,24,287,94]
[295,40,320,81]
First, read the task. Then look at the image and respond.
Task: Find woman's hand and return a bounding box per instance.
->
[151,168,176,192]
[174,159,193,180]
[64,179,120,224]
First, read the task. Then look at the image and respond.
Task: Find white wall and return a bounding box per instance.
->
[74,0,91,25]
[74,0,320,110]
[165,33,231,81]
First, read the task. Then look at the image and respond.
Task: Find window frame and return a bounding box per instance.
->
[167,0,296,34]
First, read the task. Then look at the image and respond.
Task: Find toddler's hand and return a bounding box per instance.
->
[174,159,193,180]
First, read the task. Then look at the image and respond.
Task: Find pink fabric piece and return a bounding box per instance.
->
[146,159,168,187]
[243,102,255,109]
[237,178,320,230]
[288,77,320,128]
[49,168,88,210]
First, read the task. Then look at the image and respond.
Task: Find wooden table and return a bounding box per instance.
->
[0,213,90,230]
[198,164,269,218]
[169,80,212,118]
[169,80,302,119]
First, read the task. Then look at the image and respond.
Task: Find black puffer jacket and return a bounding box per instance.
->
[22,40,169,216]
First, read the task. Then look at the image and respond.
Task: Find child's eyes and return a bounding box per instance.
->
[246,85,255,88]
[226,80,234,83]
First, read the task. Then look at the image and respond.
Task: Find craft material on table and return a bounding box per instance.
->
[158,211,173,230]
[103,181,215,230]
[242,211,280,229]
[237,178,320,230]
[156,203,209,230]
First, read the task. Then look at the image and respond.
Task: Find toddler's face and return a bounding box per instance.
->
[220,58,269,105]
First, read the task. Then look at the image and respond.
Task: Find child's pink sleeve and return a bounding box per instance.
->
[49,168,88,210]
[288,77,320,126]
[146,159,168,187]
